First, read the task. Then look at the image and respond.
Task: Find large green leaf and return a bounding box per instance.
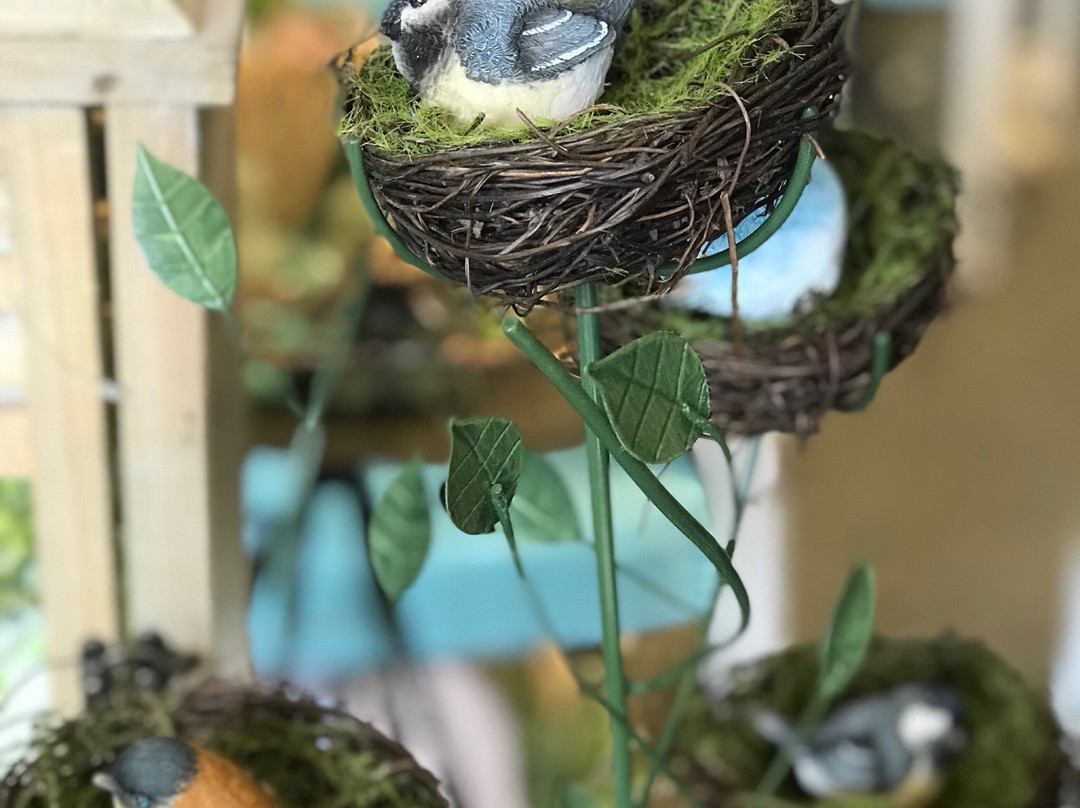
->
[132,144,237,310]
[510,449,580,543]
[587,332,710,464]
[818,563,876,700]
[445,417,523,535]
[368,458,431,602]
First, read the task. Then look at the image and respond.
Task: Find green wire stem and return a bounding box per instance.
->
[670,133,818,278]
[344,140,440,279]
[577,283,633,808]
[501,316,751,631]
[342,124,817,282]
[837,331,892,412]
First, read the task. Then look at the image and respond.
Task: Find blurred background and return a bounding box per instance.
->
[1,0,1079,804]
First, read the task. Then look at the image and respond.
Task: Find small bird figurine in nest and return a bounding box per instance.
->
[93,738,278,808]
[379,0,638,127]
[753,684,966,806]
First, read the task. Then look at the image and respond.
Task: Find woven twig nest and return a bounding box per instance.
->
[600,129,959,436]
[1,682,447,808]
[672,636,1076,808]
[340,0,849,308]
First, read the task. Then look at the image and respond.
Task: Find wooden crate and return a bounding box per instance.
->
[0,0,248,713]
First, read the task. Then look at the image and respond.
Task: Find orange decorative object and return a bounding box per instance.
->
[178,748,280,808]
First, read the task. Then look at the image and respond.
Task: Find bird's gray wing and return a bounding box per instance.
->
[800,735,886,794]
[516,6,616,80]
[455,2,530,84]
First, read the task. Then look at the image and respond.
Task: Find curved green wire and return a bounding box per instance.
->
[837,331,893,412]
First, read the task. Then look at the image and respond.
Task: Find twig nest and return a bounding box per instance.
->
[601,129,959,436]
[339,0,849,308]
[674,636,1075,808]
[0,682,447,808]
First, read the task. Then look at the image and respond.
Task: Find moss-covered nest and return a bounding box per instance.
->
[674,636,1069,808]
[342,0,799,155]
[601,128,959,436]
[0,683,447,808]
[339,0,848,307]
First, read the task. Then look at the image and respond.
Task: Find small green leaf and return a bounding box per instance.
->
[133,144,237,310]
[445,417,523,535]
[818,563,876,700]
[368,458,431,602]
[587,332,710,464]
[510,449,580,543]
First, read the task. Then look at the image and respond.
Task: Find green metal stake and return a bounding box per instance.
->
[577,282,633,808]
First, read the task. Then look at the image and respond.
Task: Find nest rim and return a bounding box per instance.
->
[341,0,850,308]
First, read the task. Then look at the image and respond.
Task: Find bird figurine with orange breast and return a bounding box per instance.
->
[93,738,279,808]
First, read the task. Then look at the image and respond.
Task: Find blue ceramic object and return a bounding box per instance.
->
[243,445,719,678]
[663,158,847,321]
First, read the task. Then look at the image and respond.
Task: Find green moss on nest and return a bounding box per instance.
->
[648,130,959,342]
[678,636,1061,808]
[339,0,796,156]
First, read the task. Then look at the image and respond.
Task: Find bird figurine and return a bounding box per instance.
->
[753,684,966,806]
[93,737,279,808]
[379,0,638,127]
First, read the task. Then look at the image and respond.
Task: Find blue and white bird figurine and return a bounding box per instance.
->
[380,0,638,127]
[753,684,965,805]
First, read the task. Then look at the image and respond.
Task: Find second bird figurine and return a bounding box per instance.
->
[380,0,638,127]
[94,738,279,808]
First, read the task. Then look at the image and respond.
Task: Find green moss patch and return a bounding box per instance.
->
[678,636,1060,808]
[648,130,959,342]
[340,0,796,156]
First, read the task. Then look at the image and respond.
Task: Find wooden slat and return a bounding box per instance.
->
[0,107,120,712]
[105,105,249,677]
[0,168,33,477]
[0,0,243,105]
[0,0,194,40]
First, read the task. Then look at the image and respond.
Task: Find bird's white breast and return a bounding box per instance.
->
[421,50,614,128]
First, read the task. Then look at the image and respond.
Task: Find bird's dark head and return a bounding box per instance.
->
[94,738,197,808]
[381,0,456,88]
[380,0,456,41]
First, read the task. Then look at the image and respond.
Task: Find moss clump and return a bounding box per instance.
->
[340,0,796,156]
[678,636,1061,808]
[1,687,445,808]
[649,130,959,342]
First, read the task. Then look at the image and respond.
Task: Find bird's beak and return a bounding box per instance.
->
[92,773,120,795]
[381,17,402,41]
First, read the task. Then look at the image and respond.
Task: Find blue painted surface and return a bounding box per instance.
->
[243,445,718,679]
[663,158,848,321]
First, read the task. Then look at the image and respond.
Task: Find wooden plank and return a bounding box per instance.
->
[0,0,243,105]
[106,104,249,676]
[0,0,194,40]
[0,107,121,712]
[0,170,34,478]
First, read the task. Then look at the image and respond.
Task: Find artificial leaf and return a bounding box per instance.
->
[818,563,876,700]
[368,458,431,602]
[445,417,523,535]
[510,449,580,543]
[132,144,237,310]
[587,332,710,464]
